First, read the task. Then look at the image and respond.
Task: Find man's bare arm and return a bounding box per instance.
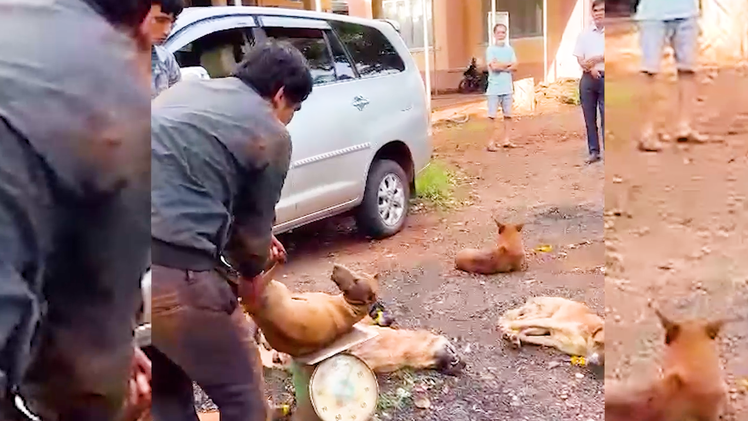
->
[585,55,605,67]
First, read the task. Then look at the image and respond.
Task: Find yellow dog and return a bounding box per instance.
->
[241,263,379,357]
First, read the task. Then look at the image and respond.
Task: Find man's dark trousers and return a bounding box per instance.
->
[580,71,605,157]
[150,263,267,421]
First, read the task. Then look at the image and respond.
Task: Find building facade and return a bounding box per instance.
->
[349,0,592,91]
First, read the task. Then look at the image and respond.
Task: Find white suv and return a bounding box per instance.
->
[165,6,432,239]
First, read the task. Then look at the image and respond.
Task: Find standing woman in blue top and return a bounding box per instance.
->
[485,23,518,151]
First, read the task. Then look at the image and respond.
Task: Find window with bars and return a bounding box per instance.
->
[482,0,544,41]
[380,0,435,49]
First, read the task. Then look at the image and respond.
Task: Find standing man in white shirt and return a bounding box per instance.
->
[574,0,605,164]
[636,0,704,152]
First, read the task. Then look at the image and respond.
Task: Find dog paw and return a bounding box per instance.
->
[501,331,522,347]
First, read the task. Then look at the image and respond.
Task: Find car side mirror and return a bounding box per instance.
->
[180,66,210,81]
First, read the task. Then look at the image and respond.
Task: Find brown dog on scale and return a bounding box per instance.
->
[241,263,379,357]
[255,310,466,376]
[455,217,526,274]
[605,302,729,421]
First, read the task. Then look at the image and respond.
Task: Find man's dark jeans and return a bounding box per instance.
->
[150,265,267,421]
[580,71,605,156]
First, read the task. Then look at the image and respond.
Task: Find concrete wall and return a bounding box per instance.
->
[546,0,587,81]
[347,0,373,18]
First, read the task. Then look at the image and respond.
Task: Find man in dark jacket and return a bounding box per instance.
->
[150,40,313,421]
[0,0,152,420]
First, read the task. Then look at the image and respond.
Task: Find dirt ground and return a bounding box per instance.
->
[195,94,606,421]
[604,21,748,420]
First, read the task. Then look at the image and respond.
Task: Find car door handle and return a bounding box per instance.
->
[352,95,370,110]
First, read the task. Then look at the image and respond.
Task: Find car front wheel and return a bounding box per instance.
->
[355,159,410,239]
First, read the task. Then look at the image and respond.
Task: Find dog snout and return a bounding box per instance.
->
[435,342,466,375]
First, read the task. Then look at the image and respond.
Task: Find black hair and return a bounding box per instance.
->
[493,23,507,33]
[232,40,314,105]
[153,0,184,18]
[84,0,151,29]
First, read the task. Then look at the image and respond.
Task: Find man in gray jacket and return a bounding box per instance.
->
[150,40,313,421]
[146,0,184,98]
[0,0,152,420]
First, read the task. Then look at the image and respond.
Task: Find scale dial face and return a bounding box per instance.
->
[309,353,378,421]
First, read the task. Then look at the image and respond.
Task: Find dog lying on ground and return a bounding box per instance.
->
[255,310,466,375]
[498,296,604,365]
[455,218,526,274]
[241,263,379,357]
[605,305,728,421]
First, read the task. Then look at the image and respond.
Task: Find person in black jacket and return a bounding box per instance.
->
[0,0,152,420]
[150,40,313,421]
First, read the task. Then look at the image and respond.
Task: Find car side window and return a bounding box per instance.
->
[325,29,357,81]
[174,27,255,78]
[263,27,337,86]
[328,21,405,78]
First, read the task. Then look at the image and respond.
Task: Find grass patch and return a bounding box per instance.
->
[538,78,580,105]
[376,370,417,412]
[376,370,445,415]
[605,80,637,108]
[415,161,456,209]
[562,85,581,105]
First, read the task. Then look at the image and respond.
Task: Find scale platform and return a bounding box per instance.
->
[292,325,380,421]
[295,325,379,366]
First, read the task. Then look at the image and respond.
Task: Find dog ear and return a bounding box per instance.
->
[514,223,524,232]
[331,264,357,290]
[653,307,680,344]
[495,220,506,234]
[705,319,725,340]
[592,326,604,343]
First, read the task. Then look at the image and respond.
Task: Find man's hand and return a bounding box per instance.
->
[121,347,152,421]
[238,272,269,312]
[590,68,601,79]
[269,235,287,263]
[583,56,603,69]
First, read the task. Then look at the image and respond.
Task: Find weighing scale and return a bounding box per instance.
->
[291,325,380,421]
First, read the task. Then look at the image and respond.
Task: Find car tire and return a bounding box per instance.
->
[355,159,410,239]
